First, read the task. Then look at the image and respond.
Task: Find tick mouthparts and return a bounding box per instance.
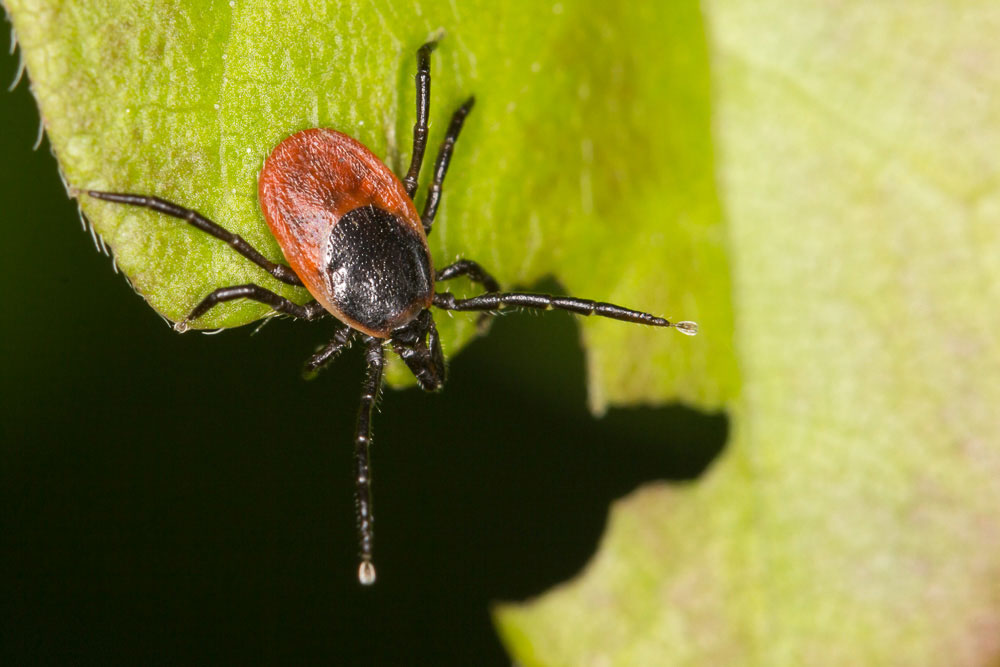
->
[673,320,698,336]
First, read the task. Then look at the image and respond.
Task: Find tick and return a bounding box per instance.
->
[84,41,697,585]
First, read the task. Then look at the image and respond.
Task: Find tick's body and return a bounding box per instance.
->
[86,41,696,585]
[260,129,433,336]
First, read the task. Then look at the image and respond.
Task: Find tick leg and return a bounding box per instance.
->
[303,324,355,377]
[433,291,698,334]
[435,259,499,332]
[390,310,445,391]
[182,283,327,329]
[87,191,303,286]
[435,259,500,293]
[422,97,475,235]
[354,337,386,585]
[401,41,437,199]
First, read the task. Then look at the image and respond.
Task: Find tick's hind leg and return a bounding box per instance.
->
[390,309,445,391]
[303,325,355,377]
[354,337,386,585]
[86,191,303,286]
[179,284,327,331]
[433,290,698,334]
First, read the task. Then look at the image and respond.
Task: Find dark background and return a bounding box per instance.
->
[0,30,726,665]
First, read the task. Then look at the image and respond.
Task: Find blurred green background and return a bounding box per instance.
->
[0,25,725,664]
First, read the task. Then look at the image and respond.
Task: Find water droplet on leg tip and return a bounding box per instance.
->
[358,561,376,585]
[173,321,190,333]
[675,321,698,336]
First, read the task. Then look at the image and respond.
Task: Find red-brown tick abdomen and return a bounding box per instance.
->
[259,129,434,337]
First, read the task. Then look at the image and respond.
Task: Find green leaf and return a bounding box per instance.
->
[6,0,733,405]
[495,3,1000,665]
